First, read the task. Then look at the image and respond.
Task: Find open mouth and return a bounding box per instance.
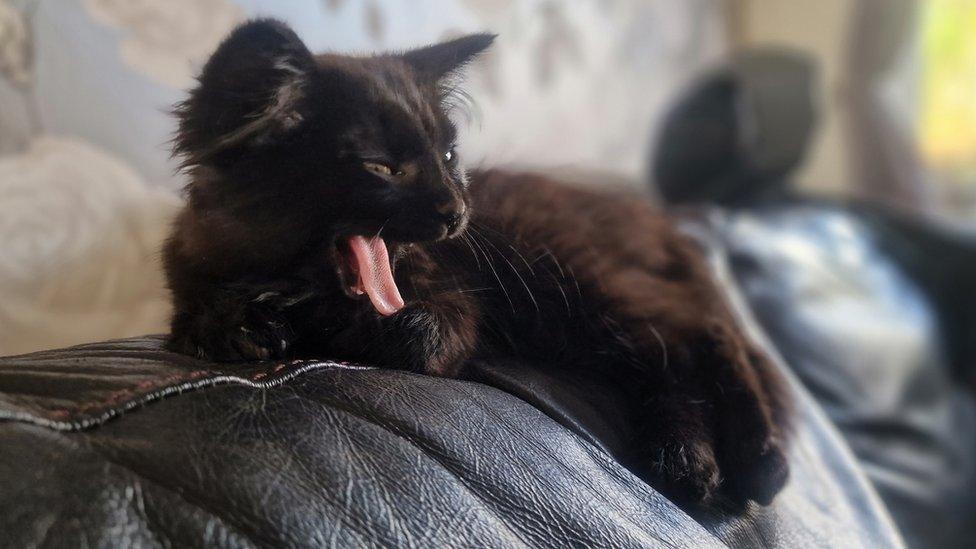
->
[337,235,405,316]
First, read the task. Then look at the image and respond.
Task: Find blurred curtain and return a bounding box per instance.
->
[841,0,935,213]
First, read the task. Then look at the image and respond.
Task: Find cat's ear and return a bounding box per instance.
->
[174,19,315,166]
[401,33,496,81]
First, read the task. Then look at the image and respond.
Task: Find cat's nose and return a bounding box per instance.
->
[445,213,463,233]
[435,200,466,234]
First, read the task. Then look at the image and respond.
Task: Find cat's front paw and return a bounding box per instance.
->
[649,439,722,506]
[635,329,791,508]
[640,421,788,509]
[168,307,293,362]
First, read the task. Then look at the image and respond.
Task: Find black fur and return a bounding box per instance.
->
[165,20,791,510]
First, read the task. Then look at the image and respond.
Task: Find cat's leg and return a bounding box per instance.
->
[610,314,789,506]
[328,293,480,375]
[701,325,791,505]
[597,272,790,506]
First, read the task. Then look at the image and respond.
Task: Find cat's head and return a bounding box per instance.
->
[174,20,493,315]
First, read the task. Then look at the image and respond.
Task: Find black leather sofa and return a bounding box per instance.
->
[0,218,908,548]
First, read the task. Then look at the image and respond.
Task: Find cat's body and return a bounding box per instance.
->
[165,20,791,509]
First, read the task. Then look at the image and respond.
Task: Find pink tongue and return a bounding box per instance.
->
[346,235,405,316]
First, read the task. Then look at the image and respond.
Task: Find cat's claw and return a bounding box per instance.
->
[651,440,722,506]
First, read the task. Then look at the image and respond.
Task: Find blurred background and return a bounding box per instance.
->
[0,0,973,354]
[1,1,975,547]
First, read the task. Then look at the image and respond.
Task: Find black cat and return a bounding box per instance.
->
[165,19,791,508]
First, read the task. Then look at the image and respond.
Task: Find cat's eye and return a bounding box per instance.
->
[363,161,394,176]
[444,147,455,163]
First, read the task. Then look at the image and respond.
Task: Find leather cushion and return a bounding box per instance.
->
[0,333,901,548]
[716,204,976,548]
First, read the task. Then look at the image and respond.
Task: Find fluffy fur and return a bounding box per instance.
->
[164,20,792,509]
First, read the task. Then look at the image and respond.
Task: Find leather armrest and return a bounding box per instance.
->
[0,332,901,548]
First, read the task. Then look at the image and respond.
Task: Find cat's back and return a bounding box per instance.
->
[466,169,685,262]
[456,169,714,352]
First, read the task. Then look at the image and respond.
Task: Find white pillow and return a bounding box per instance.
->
[0,137,178,355]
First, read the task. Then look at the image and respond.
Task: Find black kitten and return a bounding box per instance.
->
[165,19,791,509]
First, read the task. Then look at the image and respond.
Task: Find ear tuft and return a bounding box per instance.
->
[174,19,315,167]
[401,33,497,81]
